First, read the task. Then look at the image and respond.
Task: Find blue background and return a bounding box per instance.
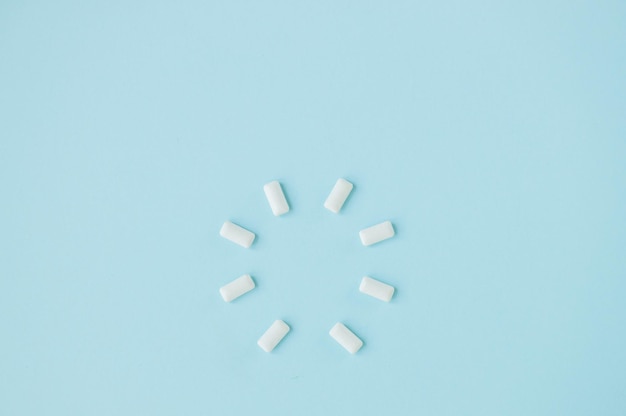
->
[1,1,625,415]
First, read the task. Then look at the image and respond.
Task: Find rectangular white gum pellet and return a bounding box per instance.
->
[219,274,255,302]
[257,320,290,352]
[324,178,354,213]
[220,221,256,248]
[263,181,289,216]
[359,220,395,246]
[359,276,395,302]
[329,322,363,354]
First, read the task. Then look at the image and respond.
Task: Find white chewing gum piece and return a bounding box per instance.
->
[329,322,363,354]
[263,181,289,216]
[219,274,255,302]
[324,178,354,213]
[220,221,256,248]
[257,320,290,352]
[359,220,395,246]
[359,276,395,302]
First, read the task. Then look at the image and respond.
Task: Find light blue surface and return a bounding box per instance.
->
[1,1,625,415]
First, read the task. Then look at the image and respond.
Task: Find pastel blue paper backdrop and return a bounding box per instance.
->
[1,1,625,415]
